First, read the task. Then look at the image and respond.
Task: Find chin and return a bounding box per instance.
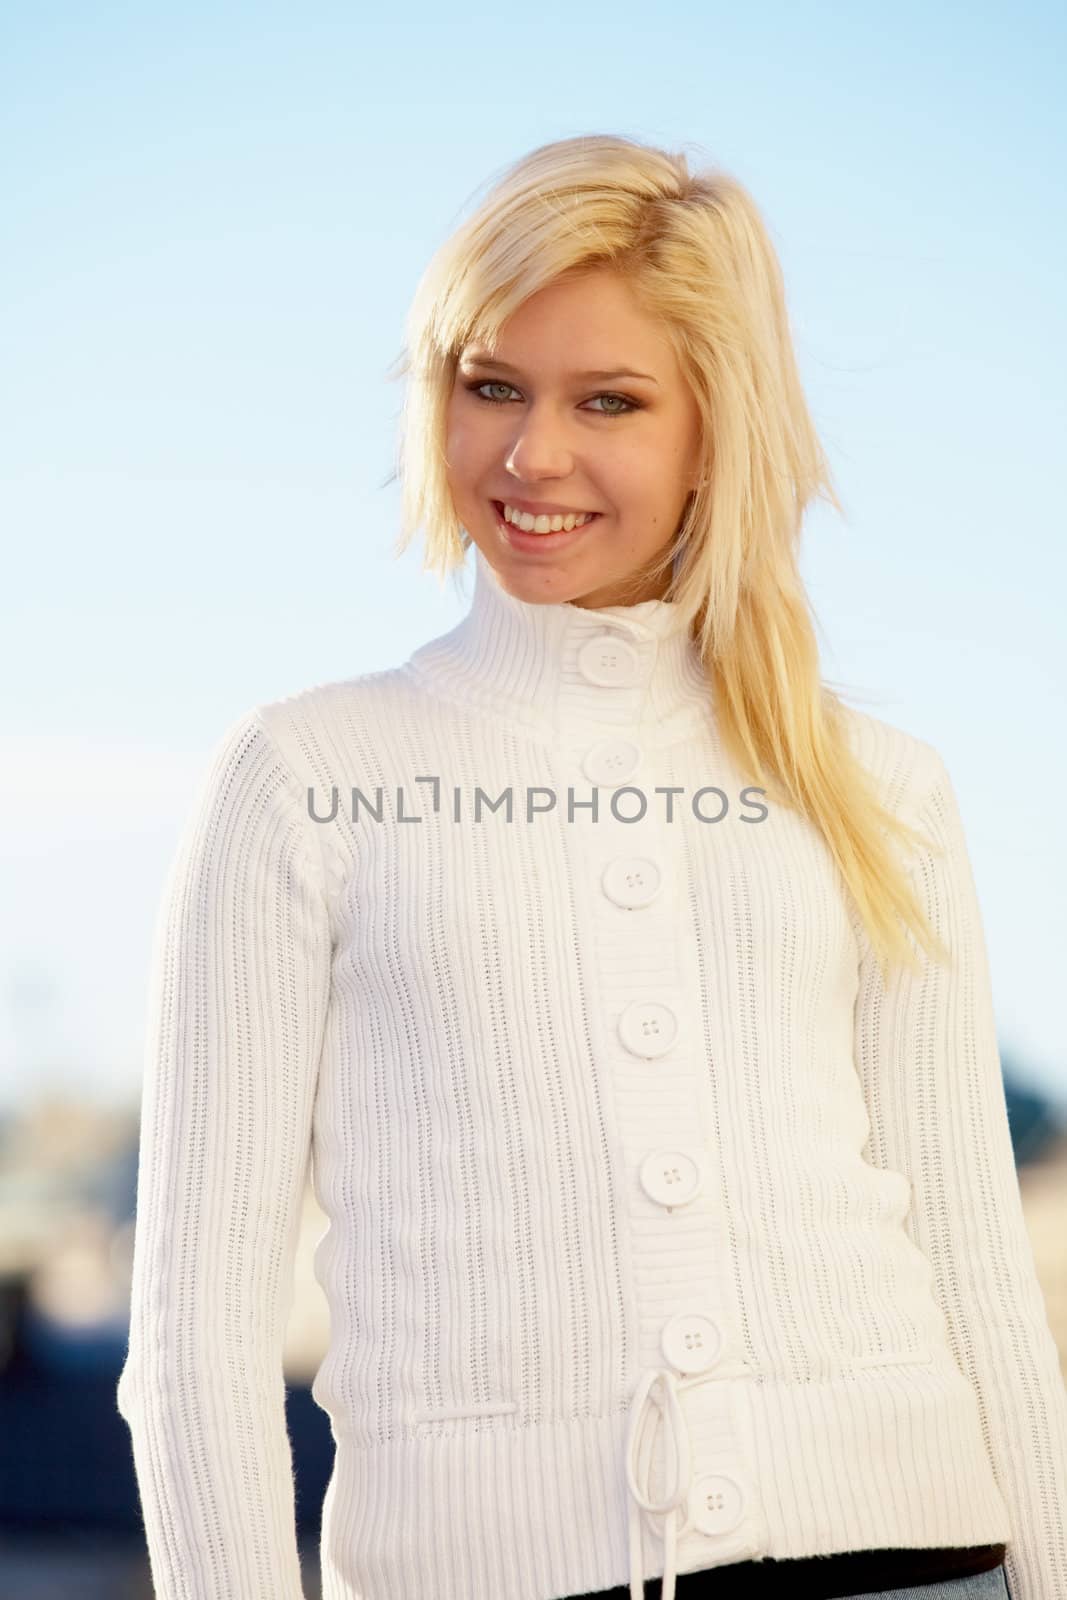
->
[470,535,580,595]
[496,561,586,604]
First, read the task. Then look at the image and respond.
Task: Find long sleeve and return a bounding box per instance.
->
[852,747,1067,1599]
[116,708,333,1600]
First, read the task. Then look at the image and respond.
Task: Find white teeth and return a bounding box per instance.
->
[502,503,596,533]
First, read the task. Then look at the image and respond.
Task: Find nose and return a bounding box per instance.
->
[505,404,575,482]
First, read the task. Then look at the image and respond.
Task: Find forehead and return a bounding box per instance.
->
[459,270,675,374]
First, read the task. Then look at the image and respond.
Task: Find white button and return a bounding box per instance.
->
[601,857,662,909]
[577,634,644,687]
[582,738,642,786]
[639,1149,704,1208]
[661,1313,723,1375]
[688,1472,746,1537]
[618,1000,678,1058]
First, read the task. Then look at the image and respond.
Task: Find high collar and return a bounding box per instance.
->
[405,546,713,744]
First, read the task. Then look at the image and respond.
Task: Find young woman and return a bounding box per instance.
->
[116,134,1067,1600]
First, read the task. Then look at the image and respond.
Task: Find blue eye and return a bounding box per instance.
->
[463,381,640,417]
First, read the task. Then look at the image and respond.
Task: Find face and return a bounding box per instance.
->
[444,266,703,609]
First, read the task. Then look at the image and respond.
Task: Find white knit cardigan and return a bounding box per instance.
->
[117,546,1067,1600]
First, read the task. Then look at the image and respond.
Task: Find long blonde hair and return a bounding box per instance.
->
[386,132,948,985]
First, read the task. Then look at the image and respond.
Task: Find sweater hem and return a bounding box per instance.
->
[316,1359,1013,1600]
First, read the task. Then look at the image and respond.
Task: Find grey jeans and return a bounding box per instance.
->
[840,1568,1009,1600]
[570,1562,1010,1599]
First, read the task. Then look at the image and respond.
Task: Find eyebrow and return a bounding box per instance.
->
[459,354,660,386]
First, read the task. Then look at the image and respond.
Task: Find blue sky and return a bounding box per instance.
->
[1,2,1064,1110]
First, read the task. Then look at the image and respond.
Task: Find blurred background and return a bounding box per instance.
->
[2,2,1065,1595]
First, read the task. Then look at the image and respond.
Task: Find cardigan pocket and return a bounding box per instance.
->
[843,1347,936,1371]
[405,1399,520,1431]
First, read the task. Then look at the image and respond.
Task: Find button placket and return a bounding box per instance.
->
[574,626,654,787]
[571,618,760,1596]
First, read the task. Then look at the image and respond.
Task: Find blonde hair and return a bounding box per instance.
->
[386,132,948,985]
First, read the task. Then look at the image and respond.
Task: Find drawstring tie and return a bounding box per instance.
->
[624,1365,694,1600]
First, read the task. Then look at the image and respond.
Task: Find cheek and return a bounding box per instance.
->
[603,452,665,511]
[443,422,474,487]
[620,437,691,501]
[444,412,492,482]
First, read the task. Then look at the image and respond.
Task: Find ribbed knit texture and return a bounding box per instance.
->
[117,545,1067,1600]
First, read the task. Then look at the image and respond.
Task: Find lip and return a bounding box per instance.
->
[499,495,601,516]
[491,499,600,554]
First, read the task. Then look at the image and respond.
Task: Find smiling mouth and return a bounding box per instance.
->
[491,500,602,535]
